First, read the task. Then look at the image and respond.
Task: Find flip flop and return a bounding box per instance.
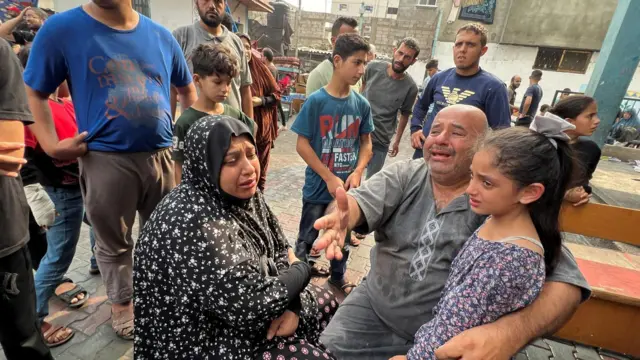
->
[310,263,331,277]
[112,307,135,341]
[42,323,74,348]
[55,279,89,309]
[350,234,362,247]
[328,278,357,297]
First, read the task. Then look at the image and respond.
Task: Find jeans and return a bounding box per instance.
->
[0,246,53,360]
[412,147,424,160]
[366,147,388,180]
[295,201,349,282]
[34,186,84,321]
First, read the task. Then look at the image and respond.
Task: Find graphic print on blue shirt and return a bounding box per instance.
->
[410,68,511,137]
[319,113,362,175]
[23,7,192,152]
[291,88,374,204]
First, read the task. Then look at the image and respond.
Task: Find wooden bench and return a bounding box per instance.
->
[554,202,640,357]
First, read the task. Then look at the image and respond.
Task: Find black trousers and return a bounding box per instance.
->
[27,209,48,271]
[0,245,53,360]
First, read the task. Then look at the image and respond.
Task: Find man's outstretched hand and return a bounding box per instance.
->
[312,187,350,261]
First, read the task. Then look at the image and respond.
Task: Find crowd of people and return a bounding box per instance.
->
[0,0,618,359]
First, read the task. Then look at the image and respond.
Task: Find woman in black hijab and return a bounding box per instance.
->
[133,116,338,359]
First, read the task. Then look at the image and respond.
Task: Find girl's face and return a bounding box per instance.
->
[566,102,600,138]
[219,135,260,199]
[466,149,543,216]
[241,38,252,63]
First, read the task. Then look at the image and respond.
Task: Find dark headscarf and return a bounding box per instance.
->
[179,115,289,261]
[134,115,294,356]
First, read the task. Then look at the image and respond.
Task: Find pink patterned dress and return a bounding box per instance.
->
[407,228,546,360]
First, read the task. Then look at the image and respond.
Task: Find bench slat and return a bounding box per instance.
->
[560,203,640,246]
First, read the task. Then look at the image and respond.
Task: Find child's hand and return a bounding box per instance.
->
[344,169,363,190]
[325,175,345,198]
[564,187,590,206]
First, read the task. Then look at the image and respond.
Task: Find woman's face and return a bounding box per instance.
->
[219,135,260,199]
[623,111,632,120]
[566,102,600,138]
[241,38,252,63]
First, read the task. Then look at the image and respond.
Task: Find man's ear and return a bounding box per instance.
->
[518,183,545,205]
[480,46,489,57]
[411,58,418,66]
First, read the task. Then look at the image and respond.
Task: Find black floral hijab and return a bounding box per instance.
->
[134,115,293,353]
[180,115,290,266]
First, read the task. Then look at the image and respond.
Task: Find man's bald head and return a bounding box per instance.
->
[423,105,488,186]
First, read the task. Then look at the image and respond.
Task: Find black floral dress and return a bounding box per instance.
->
[133,116,337,359]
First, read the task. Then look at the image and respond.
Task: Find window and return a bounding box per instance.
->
[533,47,592,74]
[417,0,437,6]
[338,4,348,11]
[387,7,398,14]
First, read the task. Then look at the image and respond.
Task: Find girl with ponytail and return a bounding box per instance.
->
[397,116,576,360]
[548,96,601,206]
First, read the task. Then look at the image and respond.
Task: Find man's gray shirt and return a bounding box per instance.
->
[172,24,252,111]
[349,159,591,340]
[362,61,418,151]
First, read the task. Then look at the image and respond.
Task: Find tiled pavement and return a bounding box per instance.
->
[1,120,638,359]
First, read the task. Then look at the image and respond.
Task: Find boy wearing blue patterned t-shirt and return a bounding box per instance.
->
[291,33,374,295]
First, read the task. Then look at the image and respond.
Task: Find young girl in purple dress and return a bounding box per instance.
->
[394,115,577,360]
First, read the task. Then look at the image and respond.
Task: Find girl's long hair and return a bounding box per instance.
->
[481,127,574,273]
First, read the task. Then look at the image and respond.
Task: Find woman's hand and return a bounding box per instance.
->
[564,187,590,207]
[252,96,263,107]
[389,356,407,360]
[287,248,301,264]
[266,310,299,340]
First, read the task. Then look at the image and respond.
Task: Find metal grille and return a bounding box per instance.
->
[133,0,151,17]
[533,47,591,74]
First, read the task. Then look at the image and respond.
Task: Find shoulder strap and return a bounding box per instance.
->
[498,236,545,253]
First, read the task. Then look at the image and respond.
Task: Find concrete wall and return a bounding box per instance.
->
[500,0,617,50]
[437,0,617,50]
[250,0,438,58]
[150,0,193,31]
[432,41,640,109]
[437,0,513,45]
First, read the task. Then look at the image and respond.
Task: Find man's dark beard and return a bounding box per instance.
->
[392,61,408,74]
[199,9,222,28]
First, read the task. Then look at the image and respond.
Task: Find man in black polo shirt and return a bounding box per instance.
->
[0,39,52,359]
